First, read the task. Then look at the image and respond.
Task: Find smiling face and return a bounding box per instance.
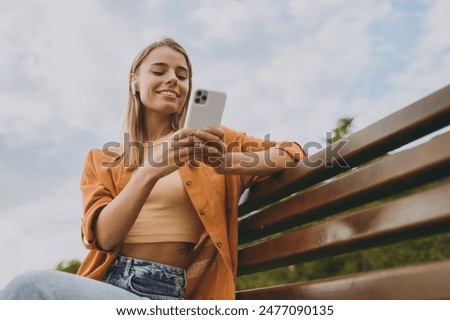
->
[131,46,190,117]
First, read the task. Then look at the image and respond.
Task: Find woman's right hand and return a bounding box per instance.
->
[140,128,199,179]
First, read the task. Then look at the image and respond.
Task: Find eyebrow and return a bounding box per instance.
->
[150,62,189,73]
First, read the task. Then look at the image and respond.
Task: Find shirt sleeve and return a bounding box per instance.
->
[79,149,116,251]
[222,126,306,189]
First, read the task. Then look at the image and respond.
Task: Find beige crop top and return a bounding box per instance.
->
[123,170,204,244]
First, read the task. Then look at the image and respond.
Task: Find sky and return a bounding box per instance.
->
[1,0,450,289]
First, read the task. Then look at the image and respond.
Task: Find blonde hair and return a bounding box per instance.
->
[123,37,193,169]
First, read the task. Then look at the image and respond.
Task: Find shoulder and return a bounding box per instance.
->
[83,146,123,172]
[80,147,127,193]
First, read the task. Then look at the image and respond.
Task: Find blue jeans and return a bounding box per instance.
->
[0,256,186,300]
[104,255,186,300]
[0,270,146,300]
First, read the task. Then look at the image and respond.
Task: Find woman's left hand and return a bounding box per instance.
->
[192,126,228,173]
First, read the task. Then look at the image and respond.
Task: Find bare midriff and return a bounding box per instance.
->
[120,242,196,269]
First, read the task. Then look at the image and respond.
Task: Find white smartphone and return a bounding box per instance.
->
[183,88,226,129]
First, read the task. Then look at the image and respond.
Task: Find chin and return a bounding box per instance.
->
[148,107,176,114]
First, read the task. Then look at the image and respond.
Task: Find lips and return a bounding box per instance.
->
[156,90,179,97]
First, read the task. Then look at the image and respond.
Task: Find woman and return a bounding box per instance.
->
[0,37,304,300]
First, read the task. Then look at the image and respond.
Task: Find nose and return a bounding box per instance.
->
[165,70,178,86]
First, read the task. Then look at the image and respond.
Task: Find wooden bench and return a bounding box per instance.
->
[236,84,450,299]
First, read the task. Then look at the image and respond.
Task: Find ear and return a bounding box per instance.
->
[129,73,138,87]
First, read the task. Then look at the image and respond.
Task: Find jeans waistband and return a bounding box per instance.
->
[114,255,186,274]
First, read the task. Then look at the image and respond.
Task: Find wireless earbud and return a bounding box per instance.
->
[131,81,138,97]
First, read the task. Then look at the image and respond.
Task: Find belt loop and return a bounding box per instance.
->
[124,257,132,278]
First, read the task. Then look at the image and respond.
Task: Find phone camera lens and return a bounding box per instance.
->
[194,90,208,105]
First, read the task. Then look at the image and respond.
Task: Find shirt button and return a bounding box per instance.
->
[186,180,192,186]
[217,242,222,248]
[200,209,206,215]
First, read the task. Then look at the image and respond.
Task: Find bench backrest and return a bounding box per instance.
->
[236,84,450,299]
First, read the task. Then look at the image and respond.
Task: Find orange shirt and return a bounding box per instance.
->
[77,126,305,299]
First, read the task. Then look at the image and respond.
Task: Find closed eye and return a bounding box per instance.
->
[149,63,189,80]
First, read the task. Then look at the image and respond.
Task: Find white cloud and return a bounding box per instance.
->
[189,1,251,43]
[0,179,86,288]
[387,0,450,89]
[199,0,394,144]
[371,0,450,131]
[421,0,450,53]
[0,0,135,144]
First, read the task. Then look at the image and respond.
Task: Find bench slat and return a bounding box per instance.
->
[238,177,450,274]
[239,131,450,243]
[236,259,450,299]
[239,85,450,215]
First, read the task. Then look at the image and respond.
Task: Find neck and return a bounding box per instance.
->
[144,112,174,141]
[147,128,174,142]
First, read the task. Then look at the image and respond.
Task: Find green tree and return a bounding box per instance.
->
[55,259,81,274]
[326,117,353,145]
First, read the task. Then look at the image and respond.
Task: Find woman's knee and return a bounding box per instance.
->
[0,270,57,299]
